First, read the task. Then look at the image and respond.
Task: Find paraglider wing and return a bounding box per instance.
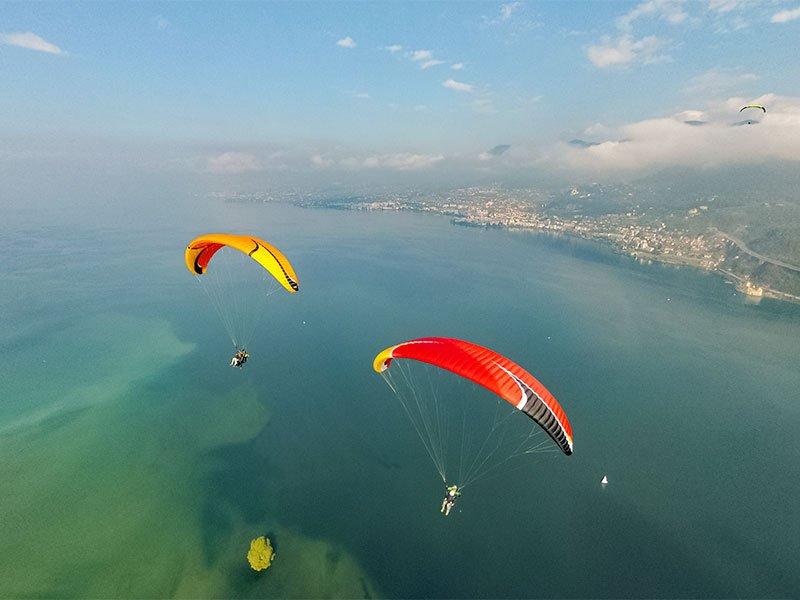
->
[185,233,299,293]
[739,104,766,114]
[374,337,573,455]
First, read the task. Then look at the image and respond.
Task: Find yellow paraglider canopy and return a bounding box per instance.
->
[185,233,299,293]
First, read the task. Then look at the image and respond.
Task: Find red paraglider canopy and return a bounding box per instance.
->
[374,337,573,455]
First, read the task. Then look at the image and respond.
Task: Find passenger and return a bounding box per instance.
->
[230,349,249,368]
[440,484,461,516]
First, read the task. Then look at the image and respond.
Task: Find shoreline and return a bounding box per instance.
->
[294,201,800,307]
[453,218,800,306]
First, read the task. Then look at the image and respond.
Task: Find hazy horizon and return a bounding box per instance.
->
[2,0,800,199]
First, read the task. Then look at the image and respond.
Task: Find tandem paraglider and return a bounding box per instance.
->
[441,484,461,516]
[185,233,299,366]
[373,337,574,517]
[230,348,249,369]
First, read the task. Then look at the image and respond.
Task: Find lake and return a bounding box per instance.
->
[1,199,799,598]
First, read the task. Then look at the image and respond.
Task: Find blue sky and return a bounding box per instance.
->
[2,1,800,180]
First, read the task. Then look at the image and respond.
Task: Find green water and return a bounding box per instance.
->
[1,201,799,598]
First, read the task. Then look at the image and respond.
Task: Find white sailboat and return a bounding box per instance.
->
[601,475,609,485]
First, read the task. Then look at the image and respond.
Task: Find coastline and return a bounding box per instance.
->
[294,199,800,306]
[452,218,800,306]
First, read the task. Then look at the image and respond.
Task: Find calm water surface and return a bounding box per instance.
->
[1,201,799,598]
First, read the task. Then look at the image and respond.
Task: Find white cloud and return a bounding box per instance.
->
[364,153,444,170]
[408,49,447,70]
[675,109,707,122]
[336,36,356,48]
[727,15,750,30]
[708,0,743,13]
[385,44,402,53]
[588,1,683,70]
[0,31,63,54]
[617,0,688,30]
[409,49,433,62]
[478,145,511,161]
[485,1,542,30]
[771,6,800,22]
[684,68,757,96]
[207,152,262,174]
[443,78,474,93]
[311,154,334,168]
[451,62,465,70]
[552,93,800,174]
[708,0,733,12]
[584,122,614,137]
[311,152,444,171]
[587,35,666,68]
[500,2,522,20]
[706,0,763,32]
[414,104,430,112]
[420,59,445,70]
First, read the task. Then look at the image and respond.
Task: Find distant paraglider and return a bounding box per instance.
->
[739,104,766,114]
[739,104,766,125]
[374,337,573,514]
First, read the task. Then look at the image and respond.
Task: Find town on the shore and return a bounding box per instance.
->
[220,185,800,305]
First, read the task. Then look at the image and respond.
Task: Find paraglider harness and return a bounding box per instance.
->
[230,348,249,368]
[441,484,461,516]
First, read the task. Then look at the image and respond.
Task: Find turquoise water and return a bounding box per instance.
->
[1,201,799,598]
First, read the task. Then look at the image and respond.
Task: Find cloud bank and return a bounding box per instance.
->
[312,152,444,171]
[551,94,800,175]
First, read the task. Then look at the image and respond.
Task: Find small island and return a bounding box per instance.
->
[247,536,275,572]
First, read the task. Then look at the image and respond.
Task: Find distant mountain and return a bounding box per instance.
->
[639,162,800,207]
[683,120,707,127]
[568,139,600,148]
[552,163,800,293]
[487,144,511,156]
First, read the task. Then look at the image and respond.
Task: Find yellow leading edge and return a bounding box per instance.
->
[185,233,299,293]
[373,346,396,373]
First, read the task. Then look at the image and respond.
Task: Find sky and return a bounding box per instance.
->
[2,0,800,188]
